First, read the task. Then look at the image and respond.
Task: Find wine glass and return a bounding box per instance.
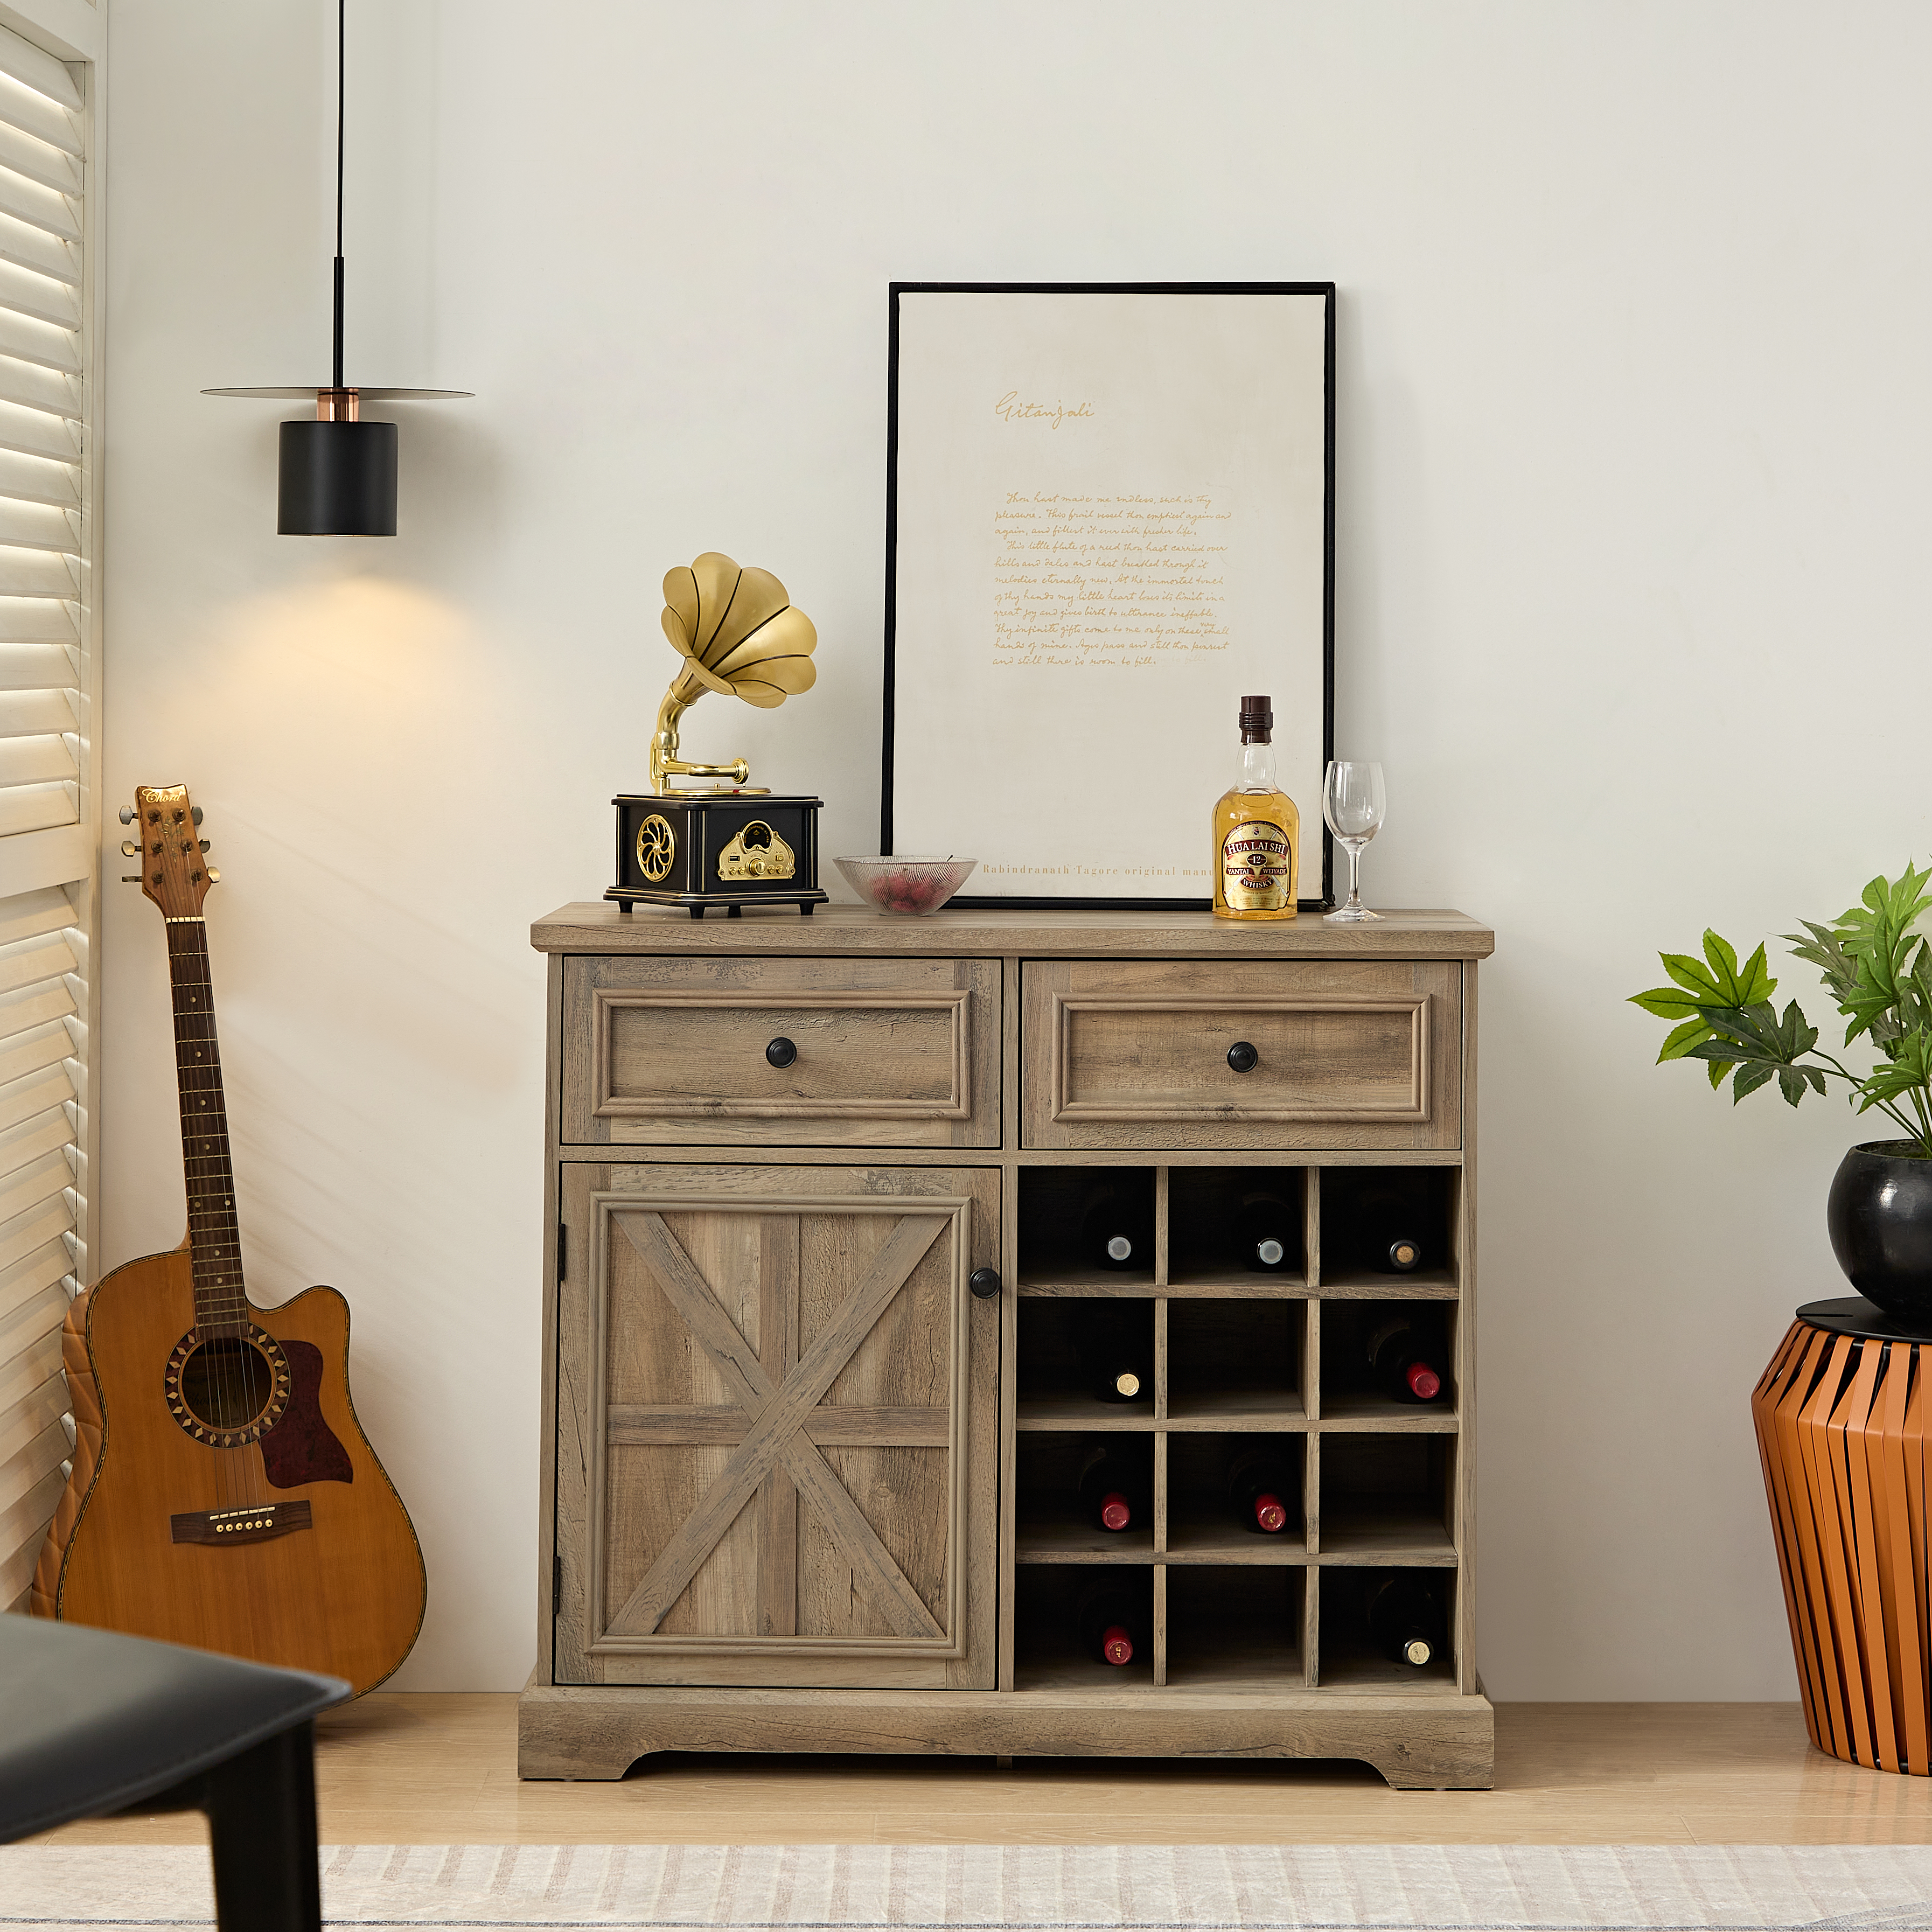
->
[1322,761,1386,923]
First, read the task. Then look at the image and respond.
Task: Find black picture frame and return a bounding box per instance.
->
[881,280,1335,912]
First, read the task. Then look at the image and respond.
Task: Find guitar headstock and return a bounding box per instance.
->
[122,784,218,917]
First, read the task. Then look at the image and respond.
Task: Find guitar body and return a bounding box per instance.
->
[49,1243,426,1696]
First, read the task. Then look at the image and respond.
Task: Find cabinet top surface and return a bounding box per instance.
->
[531,902,1495,959]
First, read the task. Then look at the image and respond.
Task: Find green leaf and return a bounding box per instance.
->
[1704,930,1741,984]
[1662,952,1721,999]
[1706,1057,1733,1090]
[1657,1016,1713,1062]
[1630,986,1706,1021]
[1738,943,1776,1007]
[1733,1062,1776,1103]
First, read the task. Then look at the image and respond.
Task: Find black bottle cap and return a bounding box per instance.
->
[1240,695,1273,733]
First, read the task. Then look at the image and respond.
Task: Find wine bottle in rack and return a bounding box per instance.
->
[1342,1174,1430,1274]
[1365,1312,1443,1403]
[1237,1190,1297,1273]
[1226,1443,1296,1533]
[1079,1302,1151,1404]
[1077,1441,1146,1532]
[1365,1573,1443,1668]
[1077,1582,1143,1666]
[1081,1184,1151,1272]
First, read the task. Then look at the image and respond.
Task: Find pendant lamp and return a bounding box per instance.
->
[204,0,469,534]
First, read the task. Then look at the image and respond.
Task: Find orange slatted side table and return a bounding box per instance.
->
[1753,1296,1932,1775]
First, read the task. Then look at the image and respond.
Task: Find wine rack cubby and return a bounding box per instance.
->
[1009,1161,1465,1691]
[529,906,1494,1788]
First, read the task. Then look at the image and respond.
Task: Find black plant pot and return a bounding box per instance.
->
[1826,1141,1932,1323]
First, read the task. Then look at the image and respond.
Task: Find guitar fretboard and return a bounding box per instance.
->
[166,920,246,1335]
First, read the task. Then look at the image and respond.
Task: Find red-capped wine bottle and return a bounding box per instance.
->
[1082,1185,1151,1273]
[1366,1312,1443,1403]
[1365,1573,1442,1668]
[1079,1302,1151,1404]
[1226,1444,1296,1533]
[1238,1191,1296,1273]
[1077,1582,1142,1666]
[1077,1441,1145,1532]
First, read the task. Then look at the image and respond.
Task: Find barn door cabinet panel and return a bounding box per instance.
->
[528,905,1495,1791]
[554,1162,999,1689]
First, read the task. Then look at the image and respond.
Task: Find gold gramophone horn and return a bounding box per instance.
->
[651,553,817,794]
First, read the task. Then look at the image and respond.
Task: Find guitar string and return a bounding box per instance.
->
[172,916,260,1514]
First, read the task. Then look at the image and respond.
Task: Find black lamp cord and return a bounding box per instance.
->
[331,0,344,390]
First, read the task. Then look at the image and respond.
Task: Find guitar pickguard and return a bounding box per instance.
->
[258,1337,354,1488]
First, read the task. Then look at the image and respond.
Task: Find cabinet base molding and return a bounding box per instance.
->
[517,1678,1495,1791]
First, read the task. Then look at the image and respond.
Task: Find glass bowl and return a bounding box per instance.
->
[835,855,978,916]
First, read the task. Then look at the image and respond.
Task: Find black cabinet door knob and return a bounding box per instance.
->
[1227,1040,1259,1073]
[968,1267,1002,1300]
[765,1037,798,1069]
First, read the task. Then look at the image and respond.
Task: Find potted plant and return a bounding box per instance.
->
[1630,864,1932,1322]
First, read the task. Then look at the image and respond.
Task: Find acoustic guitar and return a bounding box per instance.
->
[30,783,425,1696]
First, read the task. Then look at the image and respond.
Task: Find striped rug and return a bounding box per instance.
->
[1,1843,1928,1930]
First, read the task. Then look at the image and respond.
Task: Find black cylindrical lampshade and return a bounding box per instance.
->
[277,419,397,535]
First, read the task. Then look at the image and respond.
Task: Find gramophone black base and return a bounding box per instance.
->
[608,793,824,918]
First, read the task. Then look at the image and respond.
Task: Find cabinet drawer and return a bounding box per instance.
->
[1022,959,1461,1150]
[561,956,1000,1146]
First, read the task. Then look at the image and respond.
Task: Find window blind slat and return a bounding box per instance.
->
[0,552,74,600]
[0,689,74,739]
[0,500,75,551]
[0,1025,71,1099]
[0,821,83,895]
[0,1411,64,1517]
[0,162,73,243]
[0,38,80,116]
[0,115,74,200]
[0,735,73,787]
[0,1364,62,1465]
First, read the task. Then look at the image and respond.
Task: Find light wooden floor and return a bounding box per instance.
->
[32,1695,1932,1846]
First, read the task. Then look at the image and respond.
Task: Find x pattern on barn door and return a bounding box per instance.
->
[570,1187,977,1679]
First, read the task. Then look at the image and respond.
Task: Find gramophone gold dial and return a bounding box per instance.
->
[636,814,675,883]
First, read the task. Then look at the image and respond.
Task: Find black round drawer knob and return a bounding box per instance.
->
[1227,1041,1259,1073]
[968,1267,1002,1300]
[765,1037,798,1069]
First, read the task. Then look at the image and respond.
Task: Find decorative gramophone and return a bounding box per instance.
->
[608,552,828,918]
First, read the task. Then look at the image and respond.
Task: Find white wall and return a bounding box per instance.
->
[99,0,1932,1697]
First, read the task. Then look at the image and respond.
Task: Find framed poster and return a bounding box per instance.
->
[883,281,1334,910]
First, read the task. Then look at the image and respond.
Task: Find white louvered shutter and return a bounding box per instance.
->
[0,22,95,1615]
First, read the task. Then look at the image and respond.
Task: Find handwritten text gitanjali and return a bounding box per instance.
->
[994,392,1095,429]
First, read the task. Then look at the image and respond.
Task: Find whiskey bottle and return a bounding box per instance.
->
[1212,694,1299,920]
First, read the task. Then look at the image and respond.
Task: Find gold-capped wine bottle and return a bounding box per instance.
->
[1212,694,1299,920]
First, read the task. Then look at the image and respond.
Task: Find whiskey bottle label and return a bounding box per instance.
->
[1221,819,1293,910]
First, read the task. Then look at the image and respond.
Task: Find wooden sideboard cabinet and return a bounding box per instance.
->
[524,904,1496,1790]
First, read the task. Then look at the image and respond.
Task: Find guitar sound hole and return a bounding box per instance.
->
[179,1336,275,1431]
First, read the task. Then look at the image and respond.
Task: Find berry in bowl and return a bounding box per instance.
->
[835,855,977,916]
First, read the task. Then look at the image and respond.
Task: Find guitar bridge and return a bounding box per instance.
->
[169,1499,313,1546]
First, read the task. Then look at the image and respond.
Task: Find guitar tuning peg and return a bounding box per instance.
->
[120,874,140,884]
[198,840,211,854]
[120,839,140,858]
[206,868,220,884]
[191,807,204,826]
[117,806,135,825]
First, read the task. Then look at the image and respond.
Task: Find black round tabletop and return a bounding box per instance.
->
[1797,1295,1932,1344]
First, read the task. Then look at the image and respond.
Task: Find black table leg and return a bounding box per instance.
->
[200,1721,322,1932]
